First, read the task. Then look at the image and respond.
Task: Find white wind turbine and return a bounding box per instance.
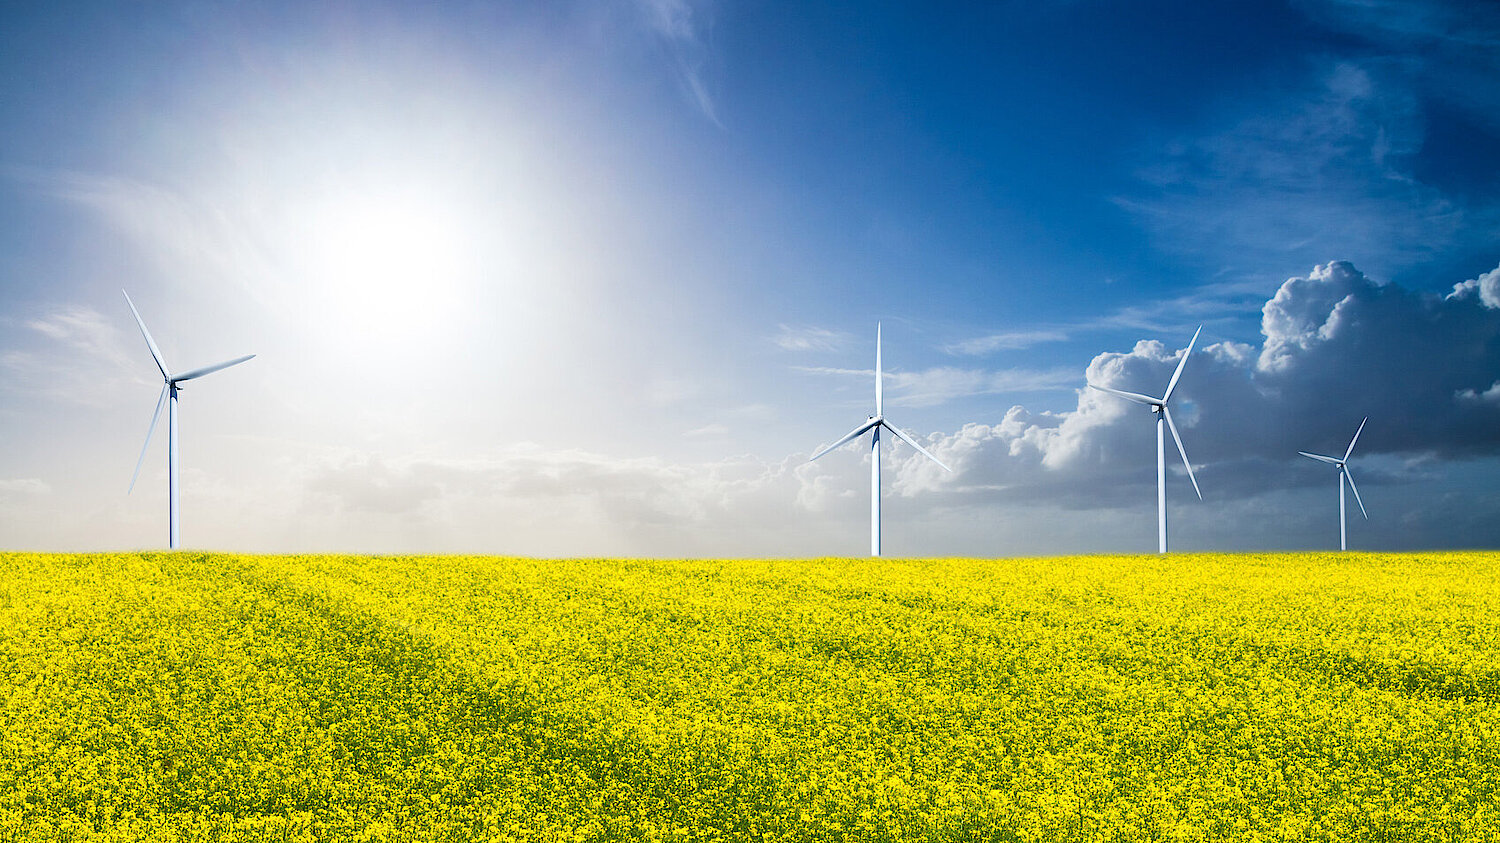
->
[1087,326,1203,554]
[123,290,255,549]
[1298,417,1368,551]
[809,324,951,557]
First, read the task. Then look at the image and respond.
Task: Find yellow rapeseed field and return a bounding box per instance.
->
[0,551,1497,841]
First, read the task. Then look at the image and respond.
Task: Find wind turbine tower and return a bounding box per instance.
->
[809,324,951,556]
[1298,417,1369,551]
[124,290,255,549]
[1087,326,1204,554]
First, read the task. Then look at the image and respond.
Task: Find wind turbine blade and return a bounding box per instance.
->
[1344,468,1368,519]
[129,384,168,493]
[809,418,879,461]
[1344,416,1367,462]
[1162,325,1201,404]
[122,290,170,380]
[1087,383,1160,406]
[172,354,256,383]
[1298,451,1343,466]
[875,323,883,417]
[1162,405,1201,500]
[882,422,952,472]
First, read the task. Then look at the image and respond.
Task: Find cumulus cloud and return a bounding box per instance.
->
[1448,264,1500,309]
[912,261,1500,508]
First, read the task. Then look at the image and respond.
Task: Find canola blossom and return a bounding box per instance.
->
[0,551,1497,841]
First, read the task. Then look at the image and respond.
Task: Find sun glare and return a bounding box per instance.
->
[301,188,474,342]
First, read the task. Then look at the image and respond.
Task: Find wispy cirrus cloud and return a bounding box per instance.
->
[0,306,138,406]
[1292,0,1500,128]
[8,166,277,305]
[772,324,848,352]
[796,364,1079,407]
[633,0,722,127]
[1121,60,1470,274]
[944,330,1070,355]
[946,276,1279,359]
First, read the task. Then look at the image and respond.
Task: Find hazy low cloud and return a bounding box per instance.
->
[0,478,50,498]
[293,445,845,555]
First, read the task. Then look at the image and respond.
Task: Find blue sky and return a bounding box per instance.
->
[1,0,1498,555]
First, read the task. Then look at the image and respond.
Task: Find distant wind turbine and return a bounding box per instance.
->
[1088,326,1203,554]
[1298,417,1368,552]
[123,290,255,549]
[809,324,951,557]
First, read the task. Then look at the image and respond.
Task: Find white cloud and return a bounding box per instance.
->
[1123,60,1464,270]
[944,330,1069,355]
[11,169,275,304]
[206,260,1498,555]
[773,324,847,352]
[0,306,137,407]
[0,478,50,498]
[796,364,1078,408]
[1457,381,1500,405]
[912,261,1500,512]
[1447,263,1500,309]
[888,366,1080,407]
[288,446,848,556]
[1291,1,1500,133]
[633,0,721,127]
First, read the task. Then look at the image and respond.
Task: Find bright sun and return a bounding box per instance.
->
[301,188,474,341]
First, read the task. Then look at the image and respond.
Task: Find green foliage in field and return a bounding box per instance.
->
[1,551,1497,841]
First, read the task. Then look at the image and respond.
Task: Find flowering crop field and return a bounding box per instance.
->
[1,551,1498,842]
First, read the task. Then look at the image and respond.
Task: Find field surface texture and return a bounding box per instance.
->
[0,552,1497,842]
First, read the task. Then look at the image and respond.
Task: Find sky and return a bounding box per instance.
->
[1,0,1498,557]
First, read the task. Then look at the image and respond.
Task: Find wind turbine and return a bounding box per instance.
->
[1298,417,1368,551]
[809,323,951,557]
[123,290,255,549]
[1087,326,1203,554]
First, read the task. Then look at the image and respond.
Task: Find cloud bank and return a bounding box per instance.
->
[259,260,1500,555]
[912,261,1500,511]
[5,260,1497,556]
